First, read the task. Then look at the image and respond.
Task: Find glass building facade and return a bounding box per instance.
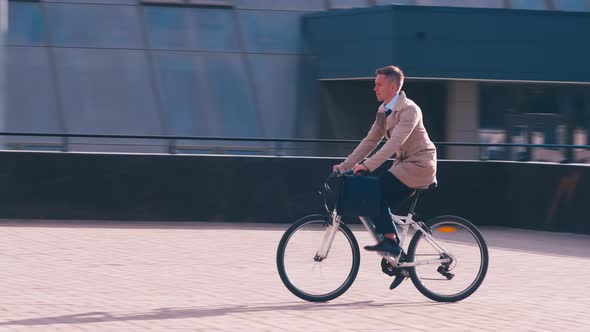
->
[3,0,590,160]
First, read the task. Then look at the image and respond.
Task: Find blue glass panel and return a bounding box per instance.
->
[413,0,505,8]
[376,0,418,5]
[152,51,260,137]
[151,52,206,135]
[232,0,324,11]
[186,0,232,5]
[53,48,162,135]
[511,0,548,10]
[7,1,46,45]
[247,54,300,138]
[5,46,61,133]
[554,0,590,12]
[329,0,369,9]
[239,10,303,54]
[45,3,143,48]
[144,6,240,51]
[199,53,261,137]
[247,54,320,139]
[44,0,136,3]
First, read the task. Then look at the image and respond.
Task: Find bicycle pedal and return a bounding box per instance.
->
[389,274,406,290]
[380,258,396,277]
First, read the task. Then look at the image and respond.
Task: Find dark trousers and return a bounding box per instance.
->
[372,171,415,236]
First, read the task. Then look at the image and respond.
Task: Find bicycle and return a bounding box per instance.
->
[276,170,489,303]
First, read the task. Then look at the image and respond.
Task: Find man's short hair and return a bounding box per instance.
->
[376,65,404,90]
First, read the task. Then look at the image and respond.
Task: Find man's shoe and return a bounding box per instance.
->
[364,239,402,256]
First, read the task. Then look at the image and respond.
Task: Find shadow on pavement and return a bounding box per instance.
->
[0,301,445,326]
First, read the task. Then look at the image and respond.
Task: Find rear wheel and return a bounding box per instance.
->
[276,214,360,302]
[407,215,489,302]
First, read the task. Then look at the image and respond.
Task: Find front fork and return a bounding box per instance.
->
[314,210,341,261]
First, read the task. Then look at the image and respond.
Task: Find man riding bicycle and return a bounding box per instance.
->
[333,65,437,258]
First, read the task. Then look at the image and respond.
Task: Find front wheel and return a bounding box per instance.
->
[276,214,360,302]
[407,215,489,302]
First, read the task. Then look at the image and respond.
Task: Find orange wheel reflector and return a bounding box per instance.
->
[437,226,457,233]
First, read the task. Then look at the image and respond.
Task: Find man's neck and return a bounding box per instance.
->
[383,92,398,106]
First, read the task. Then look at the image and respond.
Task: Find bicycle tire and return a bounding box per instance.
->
[276,214,361,302]
[407,215,489,302]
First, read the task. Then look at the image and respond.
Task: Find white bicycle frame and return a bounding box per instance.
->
[316,208,453,268]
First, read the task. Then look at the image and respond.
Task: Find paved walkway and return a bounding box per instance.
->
[0,220,589,331]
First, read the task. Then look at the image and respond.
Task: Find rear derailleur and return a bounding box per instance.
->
[437,254,455,280]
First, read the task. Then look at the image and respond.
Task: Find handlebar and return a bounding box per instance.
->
[329,169,369,179]
[321,168,371,213]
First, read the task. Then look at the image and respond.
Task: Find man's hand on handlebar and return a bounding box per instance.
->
[330,163,369,177]
[332,164,346,174]
[352,163,369,175]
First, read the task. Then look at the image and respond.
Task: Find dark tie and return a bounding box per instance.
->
[385,108,392,117]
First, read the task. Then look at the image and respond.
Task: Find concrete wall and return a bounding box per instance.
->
[446,81,479,159]
[1,151,588,235]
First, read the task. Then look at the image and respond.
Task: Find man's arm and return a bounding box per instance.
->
[339,114,385,171]
[362,107,420,172]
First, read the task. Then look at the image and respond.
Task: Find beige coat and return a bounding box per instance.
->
[340,91,437,189]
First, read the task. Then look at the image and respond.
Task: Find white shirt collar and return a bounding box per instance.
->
[383,93,400,112]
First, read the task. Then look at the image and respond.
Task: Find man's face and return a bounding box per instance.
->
[374,74,398,103]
